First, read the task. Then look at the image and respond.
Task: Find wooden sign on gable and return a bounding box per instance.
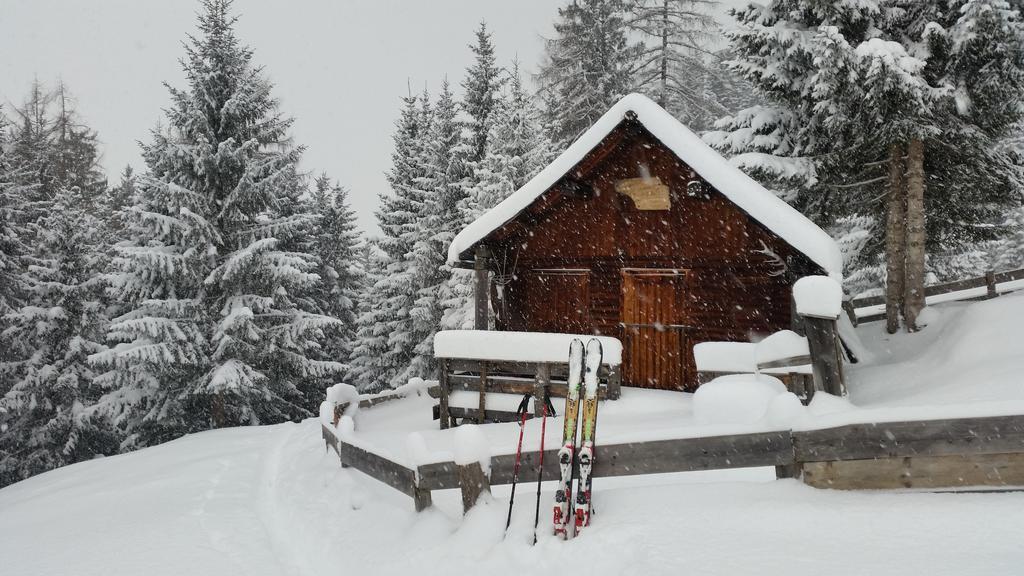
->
[614,176,670,210]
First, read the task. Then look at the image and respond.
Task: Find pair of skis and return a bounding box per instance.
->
[503,338,602,542]
[554,338,602,539]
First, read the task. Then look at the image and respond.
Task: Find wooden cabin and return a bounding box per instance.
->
[447,94,841,392]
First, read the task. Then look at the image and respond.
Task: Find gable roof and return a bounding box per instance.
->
[447,93,843,279]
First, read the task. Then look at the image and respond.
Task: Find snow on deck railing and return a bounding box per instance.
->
[851,267,1024,322]
[320,411,1024,514]
[320,378,437,428]
[433,330,623,366]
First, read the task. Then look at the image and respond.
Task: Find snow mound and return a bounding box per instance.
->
[693,374,788,425]
[807,392,856,418]
[755,330,810,368]
[764,392,807,428]
[793,275,843,319]
[453,424,491,476]
[692,341,757,373]
[434,330,622,365]
[325,382,359,405]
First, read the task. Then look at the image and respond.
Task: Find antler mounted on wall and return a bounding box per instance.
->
[754,240,788,277]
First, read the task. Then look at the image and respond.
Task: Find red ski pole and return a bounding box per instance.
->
[532,392,550,544]
[505,394,532,532]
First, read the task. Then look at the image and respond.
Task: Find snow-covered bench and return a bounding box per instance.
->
[432,330,623,428]
[694,331,814,402]
[694,276,848,402]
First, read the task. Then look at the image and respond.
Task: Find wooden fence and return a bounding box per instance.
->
[321,412,1024,513]
[434,358,621,428]
[851,267,1024,323]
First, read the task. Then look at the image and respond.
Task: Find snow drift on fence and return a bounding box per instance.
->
[433,330,622,366]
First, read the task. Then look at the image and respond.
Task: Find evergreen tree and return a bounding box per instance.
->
[0,184,118,487]
[309,174,363,373]
[90,0,341,445]
[538,0,639,146]
[461,23,505,164]
[443,65,556,331]
[708,0,1024,330]
[407,81,463,380]
[8,82,106,221]
[106,165,138,236]
[0,110,30,319]
[626,0,727,129]
[349,93,429,391]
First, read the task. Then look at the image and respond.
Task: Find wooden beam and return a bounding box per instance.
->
[413,485,433,512]
[606,364,622,400]
[534,363,550,418]
[802,452,1024,490]
[338,439,418,497]
[438,358,451,430]
[474,246,490,330]
[477,361,488,423]
[415,430,794,491]
[802,316,845,397]
[441,373,609,400]
[793,415,1024,462]
[322,424,419,497]
[458,461,491,512]
[442,406,528,423]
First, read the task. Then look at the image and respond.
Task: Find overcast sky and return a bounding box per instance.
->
[2,0,744,234]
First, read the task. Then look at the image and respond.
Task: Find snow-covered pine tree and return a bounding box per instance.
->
[538,0,639,147]
[0,183,118,488]
[0,110,30,320]
[442,64,556,331]
[349,92,430,391]
[461,23,505,164]
[90,0,341,445]
[105,165,138,238]
[625,0,727,129]
[7,82,107,222]
[406,81,463,380]
[707,0,1024,331]
[309,174,364,374]
[438,25,517,334]
[348,237,390,391]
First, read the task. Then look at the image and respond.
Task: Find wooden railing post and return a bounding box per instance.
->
[474,246,490,330]
[986,270,998,299]
[477,361,488,424]
[803,316,846,398]
[534,362,550,418]
[606,364,622,400]
[458,460,491,513]
[438,358,451,430]
[413,484,433,512]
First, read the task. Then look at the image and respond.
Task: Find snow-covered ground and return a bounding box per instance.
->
[3,418,1023,576]
[3,293,1024,575]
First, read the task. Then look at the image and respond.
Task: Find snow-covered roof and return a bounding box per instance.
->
[447,93,842,279]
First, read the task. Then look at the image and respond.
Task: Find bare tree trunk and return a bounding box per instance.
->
[903,138,927,331]
[658,0,669,108]
[884,142,906,334]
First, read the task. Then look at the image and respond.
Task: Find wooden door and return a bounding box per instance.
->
[522,270,591,334]
[621,270,691,390]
